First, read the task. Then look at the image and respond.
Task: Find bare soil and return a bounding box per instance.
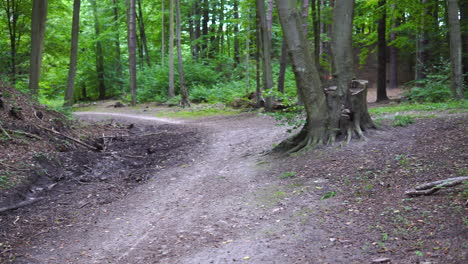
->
[1,95,467,263]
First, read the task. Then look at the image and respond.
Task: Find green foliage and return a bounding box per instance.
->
[156,107,240,119]
[265,90,305,133]
[406,63,453,103]
[369,100,468,115]
[279,171,297,179]
[38,97,72,118]
[392,115,415,127]
[321,191,337,200]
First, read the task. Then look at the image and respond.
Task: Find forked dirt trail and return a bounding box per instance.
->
[19,112,360,263]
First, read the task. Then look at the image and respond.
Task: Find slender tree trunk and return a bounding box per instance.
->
[245,14,251,94]
[175,0,189,107]
[91,0,106,100]
[201,0,209,57]
[127,0,137,105]
[277,39,287,93]
[217,0,225,55]
[302,0,309,36]
[4,0,20,84]
[168,0,175,98]
[311,0,320,70]
[233,0,240,64]
[256,0,274,111]
[389,13,398,89]
[266,0,274,40]
[137,0,150,67]
[460,0,467,86]
[112,0,123,93]
[376,0,388,102]
[64,0,81,107]
[193,2,200,60]
[415,0,430,81]
[161,0,165,66]
[446,0,464,99]
[29,0,48,96]
[256,14,262,107]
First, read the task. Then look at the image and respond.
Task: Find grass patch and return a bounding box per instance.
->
[392,115,415,127]
[370,100,468,115]
[279,171,297,179]
[156,108,241,119]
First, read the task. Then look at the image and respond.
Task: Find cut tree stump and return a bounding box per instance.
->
[405,176,468,197]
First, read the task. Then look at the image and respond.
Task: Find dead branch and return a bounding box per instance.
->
[36,125,99,151]
[6,129,42,140]
[0,197,44,214]
[405,176,468,197]
[0,124,11,139]
[0,161,31,171]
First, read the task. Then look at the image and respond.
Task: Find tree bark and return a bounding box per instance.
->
[64,0,81,107]
[137,0,150,67]
[29,0,48,97]
[389,13,398,89]
[161,0,165,66]
[233,0,240,64]
[267,0,274,40]
[302,0,309,36]
[168,0,175,98]
[201,0,209,58]
[446,0,464,100]
[256,0,274,112]
[461,0,467,87]
[175,0,189,107]
[127,0,137,105]
[376,0,388,102]
[112,0,124,93]
[277,39,287,93]
[311,0,321,70]
[3,0,23,84]
[193,1,200,61]
[91,0,106,100]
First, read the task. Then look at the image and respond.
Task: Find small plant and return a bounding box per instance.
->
[279,171,297,179]
[395,154,410,166]
[321,191,337,200]
[392,115,415,127]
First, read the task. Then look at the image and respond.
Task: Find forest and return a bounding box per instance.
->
[0,0,467,263]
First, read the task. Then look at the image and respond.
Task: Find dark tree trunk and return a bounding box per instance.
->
[3,0,22,84]
[277,39,287,93]
[168,0,175,98]
[255,14,262,107]
[112,0,123,93]
[127,0,137,105]
[193,2,200,60]
[311,0,321,70]
[233,0,240,64]
[64,0,81,107]
[267,0,274,40]
[176,0,190,107]
[446,0,464,99]
[137,0,150,67]
[201,0,209,57]
[256,0,274,111]
[302,0,309,36]
[161,0,165,65]
[91,0,106,100]
[415,0,430,81]
[460,0,468,87]
[29,0,48,96]
[376,0,388,102]
[389,12,398,89]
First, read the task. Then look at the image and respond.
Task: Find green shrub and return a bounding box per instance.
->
[392,115,415,127]
[405,63,452,103]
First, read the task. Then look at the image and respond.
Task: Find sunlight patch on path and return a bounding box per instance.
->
[74,112,183,124]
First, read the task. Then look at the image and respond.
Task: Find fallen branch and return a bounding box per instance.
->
[0,161,31,171]
[405,176,468,197]
[0,124,11,139]
[0,197,44,214]
[36,125,99,151]
[6,129,42,140]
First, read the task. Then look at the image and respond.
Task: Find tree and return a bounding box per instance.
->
[256,0,273,111]
[446,0,464,100]
[175,0,189,107]
[64,0,81,107]
[137,0,150,67]
[29,0,48,96]
[127,0,137,106]
[112,0,124,93]
[275,0,374,152]
[2,0,26,84]
[90,0,106,100]
[376,0,388,102]
[168,0,175,98]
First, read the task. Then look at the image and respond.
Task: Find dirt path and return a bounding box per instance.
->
[11,112,358,264]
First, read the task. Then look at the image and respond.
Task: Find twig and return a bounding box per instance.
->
[405,176,468,197]
[36,125,99,151]
[0,197,44,213]
[0,161,31,171]
[0,124,11,139]
[6,129,42,140]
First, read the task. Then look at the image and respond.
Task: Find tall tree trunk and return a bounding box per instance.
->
[168,0,175,98]
[91,0,106,100]
[256,0,274,111]
[137,0,150,67]
[302,0,309,36]
[311,0,321,70]
[112,0,123,93]
[376,0,388,102]
[4,0,21,84]
[233,0,240,64]
[217,0,225,55]
[64,0,81,107]
[415,0,430,82]
[255,13,262,107]
[460,0,468,87]
[389,13,398,89]
[175,0,190,107]
[161,0,165,66]
[446,0,464,100]
[266,0,274,40]
[193,1,200,60]
[201,0,209,58]
[127,0,137,105]
[277,39,287,93]
[245,14,251,94]
[29,0,48,96]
